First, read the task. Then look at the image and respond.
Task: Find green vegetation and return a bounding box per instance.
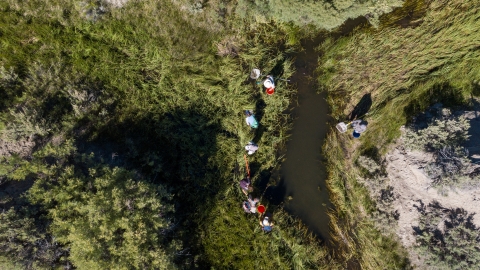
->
[0,207,69,269]
[235,0,403,29]
[320,0,480,268]
[404,114,470,152]
[0,0,337,268]
[415,202,480,270]
[2,0,479,268]
[320,0,480,148]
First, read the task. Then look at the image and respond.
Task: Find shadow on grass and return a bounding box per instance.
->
[75,108,228,268]
[349,93,372,121]
[403,82,467,124]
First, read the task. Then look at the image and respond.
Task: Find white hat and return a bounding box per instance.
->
[262,217,270,226]
[263,79,274,89]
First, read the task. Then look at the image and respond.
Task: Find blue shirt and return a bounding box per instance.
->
[246,115,258,128]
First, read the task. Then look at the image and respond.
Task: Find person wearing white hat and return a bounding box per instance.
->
[260,216,273,232]
[263,75,275,95]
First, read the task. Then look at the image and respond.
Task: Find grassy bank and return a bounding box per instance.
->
[320,0,480,268]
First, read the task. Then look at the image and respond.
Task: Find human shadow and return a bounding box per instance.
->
[349,93,372,120]
[254,98,266,123]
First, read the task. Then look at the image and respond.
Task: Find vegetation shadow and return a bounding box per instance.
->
[263,177,286,205]
[472,81,480,97]
[75,108,226,267]
[403,82,466,124]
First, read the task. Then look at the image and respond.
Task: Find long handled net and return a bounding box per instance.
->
[336,122,348,133]
[243,154,250,177]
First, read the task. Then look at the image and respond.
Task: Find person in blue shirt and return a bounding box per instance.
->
[245,110,258,129]
[260,216,273,232]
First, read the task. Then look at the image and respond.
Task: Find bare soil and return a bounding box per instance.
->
[381,109,480,268]
[0,137,35,158]
[104,0,129,8]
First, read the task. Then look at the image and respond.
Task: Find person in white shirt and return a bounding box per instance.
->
[245,141,259,155]
[351,119,368,138]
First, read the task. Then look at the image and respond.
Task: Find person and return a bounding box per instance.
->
[263,75,275,95]
[242,196,259,213]
[245,110,259,129]
[245,141,259,155]
[351,119,368,138]
[239,177,252,196]
[260,216,273,232]
[242,201,251,213]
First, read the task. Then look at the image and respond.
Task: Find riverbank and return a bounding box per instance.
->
[320,0,480,268]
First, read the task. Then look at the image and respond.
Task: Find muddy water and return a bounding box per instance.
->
[265,18,369,240]
[280,38,332,239]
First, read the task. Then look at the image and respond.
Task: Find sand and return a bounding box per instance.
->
[380,109,480,267]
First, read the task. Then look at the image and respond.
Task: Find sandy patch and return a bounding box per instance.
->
[0,137,35,158]
[386,147,480,241]
[381,109,480,267]
[104,0,129,8]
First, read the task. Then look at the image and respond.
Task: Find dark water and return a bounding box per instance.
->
[281,38,332,239]
[264,17,369,241]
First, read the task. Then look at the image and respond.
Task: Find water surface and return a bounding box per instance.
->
[280,38,332,239]
[264,17,369,240]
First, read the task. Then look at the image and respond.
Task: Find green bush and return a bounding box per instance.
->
[0,207,69,269]
[28,163,177,269]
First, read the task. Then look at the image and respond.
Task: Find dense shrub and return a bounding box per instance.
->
[0,208,70,269]
[404,116,470,151]
[28,161,177,269]
[415,202,480,270]
[403,115,475,189]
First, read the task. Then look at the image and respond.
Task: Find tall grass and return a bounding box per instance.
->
[320,0,480,268]
[0,0,335,268]
[320,0,480,150]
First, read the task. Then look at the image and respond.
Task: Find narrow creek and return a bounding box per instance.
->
[265,17,368,241]
[281,37,332,239]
